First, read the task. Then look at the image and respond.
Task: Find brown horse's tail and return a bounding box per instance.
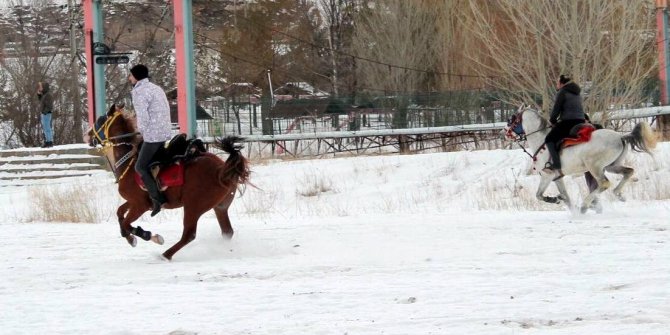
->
[216,136,250,189]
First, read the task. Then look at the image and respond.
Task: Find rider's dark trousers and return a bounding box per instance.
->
[545,119,585,143]
[545,119,585,170]
[135,142,164,200]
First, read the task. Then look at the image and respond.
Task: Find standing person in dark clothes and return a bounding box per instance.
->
[543,74,586,180]
[128,64,172,217]
[37,81,54,148]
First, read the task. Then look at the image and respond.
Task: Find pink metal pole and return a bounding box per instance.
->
[83,0,96,127]
[172,0,196,136]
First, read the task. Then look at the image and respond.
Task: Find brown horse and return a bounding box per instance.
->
[89,104,250,260]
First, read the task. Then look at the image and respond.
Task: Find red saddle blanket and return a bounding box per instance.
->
[560,125,596,149]
[134,163,185,188]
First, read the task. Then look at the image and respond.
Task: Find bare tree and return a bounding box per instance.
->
[460,0,657,123]
[0,0,77,147]
[352,0,443,127]
[317,0,359,98]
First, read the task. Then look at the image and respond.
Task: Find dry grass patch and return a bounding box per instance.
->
[27,183,104,223]
[296,171,337,197]
[239,186,279,216]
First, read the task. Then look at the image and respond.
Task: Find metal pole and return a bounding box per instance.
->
[69,0,82,140]
[173,0,197,137]
[656,0,670,139]
[83,0,95,127]
[82,0,105,127]
[657,0,670,105]
[92,0,106,120]
[267,69,274,107]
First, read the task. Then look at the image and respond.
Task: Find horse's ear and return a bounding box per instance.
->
[107,104,116,116]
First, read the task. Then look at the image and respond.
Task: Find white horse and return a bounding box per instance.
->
[504,105,656,213]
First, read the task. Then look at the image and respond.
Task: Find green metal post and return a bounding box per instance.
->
[93,0,106,119]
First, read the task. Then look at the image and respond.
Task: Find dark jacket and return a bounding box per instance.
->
[549,82,584,124]
[37,82,54,115]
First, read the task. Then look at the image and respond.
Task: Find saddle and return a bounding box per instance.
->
[134,134,207,190]
[558,123,596,150]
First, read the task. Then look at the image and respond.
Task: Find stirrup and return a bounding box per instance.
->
[542,162,559,173]
[541,164,555,174]
[552,170,564,181]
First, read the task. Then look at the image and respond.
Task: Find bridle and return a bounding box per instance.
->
[92,111,141,181]
[504,107,551,161]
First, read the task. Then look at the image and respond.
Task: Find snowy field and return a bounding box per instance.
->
[0,142,668,334]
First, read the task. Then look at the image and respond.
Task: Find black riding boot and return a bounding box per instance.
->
[141,175,167,217]
[544,142,564,180]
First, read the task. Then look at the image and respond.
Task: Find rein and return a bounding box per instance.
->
[93,111,140,181]
[507,109,551,161]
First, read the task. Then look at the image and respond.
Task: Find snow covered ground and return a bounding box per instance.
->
[0,142,668,334]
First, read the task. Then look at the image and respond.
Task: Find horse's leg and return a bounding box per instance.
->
[117,202,129,225]
[580,168,611,214]
[584,172,602,213]
[605,165,634,202]
[553,179,572,209]
[162,208,202,260]
[590,197,603,214]
[119,206,144,247]
[119,206,164,247]
[116,202,138,246]
[214,191,236,239]
[537,175,560,203]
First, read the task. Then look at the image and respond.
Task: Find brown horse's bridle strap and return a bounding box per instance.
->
[93,111,139,181]
[508,109,552,162]
[117,156,136,182]
[92,111,124,150]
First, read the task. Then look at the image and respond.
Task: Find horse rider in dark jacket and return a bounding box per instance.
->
[543,74,586,179]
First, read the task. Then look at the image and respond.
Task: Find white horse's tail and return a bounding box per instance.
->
[621,121,657,155]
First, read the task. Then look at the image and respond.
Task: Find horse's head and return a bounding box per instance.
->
[86,103,138,147]
[502,104,548,142]
[503,105,528,141]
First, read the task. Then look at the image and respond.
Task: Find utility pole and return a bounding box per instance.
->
[68,0,82,141]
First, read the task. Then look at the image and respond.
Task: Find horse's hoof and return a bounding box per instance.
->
[543,196,560,204]
[151,234,164,245]
[589,202,604,214]
[222,231,234,240]
[155,253,171,262]
[161,253,172,261]
[580,206,588,214]
[126,235,137,247]
[616,194,626,202]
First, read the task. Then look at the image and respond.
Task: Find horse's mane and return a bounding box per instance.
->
[127,114,143,145]
[115,110,142,145]
[525,107,550,130]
